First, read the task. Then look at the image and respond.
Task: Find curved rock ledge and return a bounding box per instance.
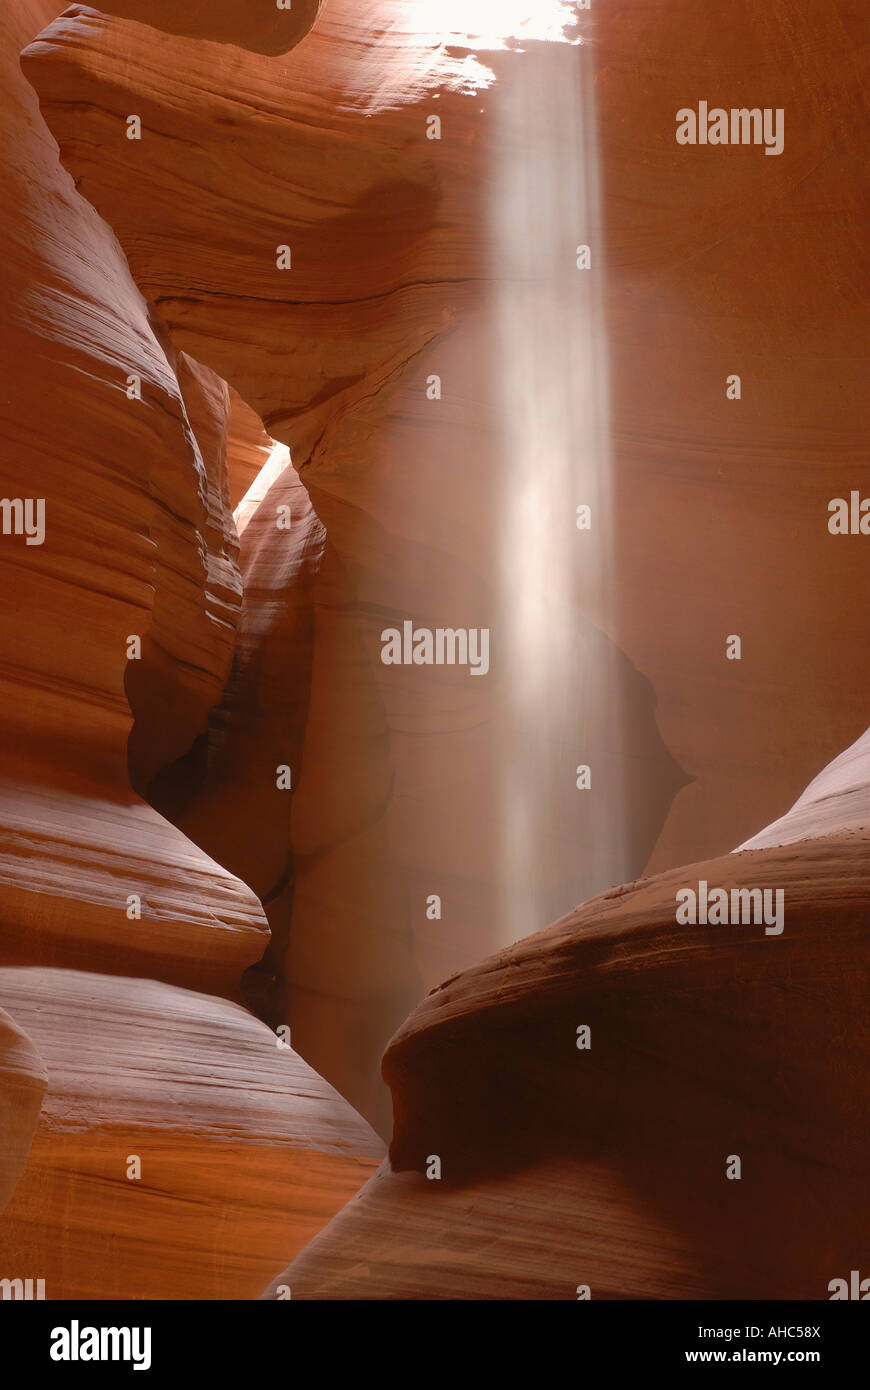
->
[0,968,383,1299]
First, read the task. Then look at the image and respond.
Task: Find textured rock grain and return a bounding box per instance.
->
[0,968,383,1299]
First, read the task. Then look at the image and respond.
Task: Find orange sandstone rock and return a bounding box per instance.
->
[0,968,383,1299]
[0,0,266,994]
[0,1005,47,1217]
[267,741,870,1298]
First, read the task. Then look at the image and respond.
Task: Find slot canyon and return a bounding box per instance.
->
[0,0,867,1304]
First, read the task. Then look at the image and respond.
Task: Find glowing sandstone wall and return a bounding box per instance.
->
[0,0,381,1300]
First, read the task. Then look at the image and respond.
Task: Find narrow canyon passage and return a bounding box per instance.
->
[18,2,693,1135]
[1,0,867,1307]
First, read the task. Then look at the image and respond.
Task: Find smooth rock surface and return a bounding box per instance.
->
[0,0,267,996]
[97,0,326,55]
[0,968,383,1299]
[740,725,870,850]
[268,782,870,1297]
